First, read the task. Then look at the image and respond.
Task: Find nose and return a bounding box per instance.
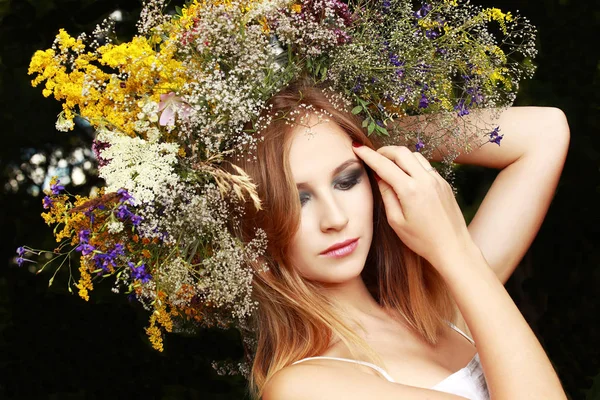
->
[319,193,349,232]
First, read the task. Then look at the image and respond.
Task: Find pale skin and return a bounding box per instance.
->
[263,107,570,399]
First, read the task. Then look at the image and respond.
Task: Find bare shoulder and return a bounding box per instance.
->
[262,361,468,400]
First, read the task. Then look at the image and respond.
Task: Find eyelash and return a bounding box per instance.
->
[299,173,363,206]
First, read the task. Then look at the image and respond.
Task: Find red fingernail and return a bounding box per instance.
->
[374,173,381,182]
[352,141,363,148]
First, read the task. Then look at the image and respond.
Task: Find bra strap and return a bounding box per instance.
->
[292,356,395,382]
[445,320,475,346]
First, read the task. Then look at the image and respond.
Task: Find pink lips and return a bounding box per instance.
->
[320,238,359,258]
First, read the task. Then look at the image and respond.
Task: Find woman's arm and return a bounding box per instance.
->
[438,241,567,399]
[400,107,570,284]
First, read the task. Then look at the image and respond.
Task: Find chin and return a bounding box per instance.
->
[309,257,368,285]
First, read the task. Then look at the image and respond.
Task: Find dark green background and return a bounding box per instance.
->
[1,0,598,399]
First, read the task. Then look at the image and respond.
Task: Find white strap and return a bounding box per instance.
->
[291,321,475,383]
[445,321,476,346]
[291,356,396,382]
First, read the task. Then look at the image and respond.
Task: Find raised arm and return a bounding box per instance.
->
[398,107,570,284]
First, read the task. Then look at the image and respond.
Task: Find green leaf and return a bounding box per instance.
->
[375,125,389,136]
[362,119,369,128]
[351,105,363,115]
[368,121,375,135]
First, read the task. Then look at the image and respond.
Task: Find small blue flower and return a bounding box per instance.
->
[117,188,135,205]
[414,3,432,19]
[382,0,391,11]
[418,93,429,108]
[489,126,503,145]
[129,262,151,283]
[78,229,91,243]
[50,180,65,195]
[16,257,25,267]
[425,29,439,39]
[131,214,143,226]
[415,138,425,152]
[454,99,469,117]
[389,54,404,67]
[42,196,53,210]
[115,204,133,220]
[76,243,95,256]
[16,247,26,257]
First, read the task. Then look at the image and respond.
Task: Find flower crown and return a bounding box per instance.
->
[19,0,536,363]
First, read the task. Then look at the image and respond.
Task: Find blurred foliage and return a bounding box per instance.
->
[0,0,598,399]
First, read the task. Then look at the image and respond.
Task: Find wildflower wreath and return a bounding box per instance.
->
[19,0,536,371]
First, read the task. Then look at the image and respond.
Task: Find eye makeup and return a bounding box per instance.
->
[299,166,364,206]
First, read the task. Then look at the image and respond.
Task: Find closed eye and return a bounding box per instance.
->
[299,167,364,206]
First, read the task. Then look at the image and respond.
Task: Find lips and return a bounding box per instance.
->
[320,238,359,255]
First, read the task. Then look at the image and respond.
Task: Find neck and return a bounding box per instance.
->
[320,275,390,324]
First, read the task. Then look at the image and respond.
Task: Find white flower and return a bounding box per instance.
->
[107,220,124,233]
[96,128,180,205]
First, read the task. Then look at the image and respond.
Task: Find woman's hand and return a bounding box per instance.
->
[352,143,475,269]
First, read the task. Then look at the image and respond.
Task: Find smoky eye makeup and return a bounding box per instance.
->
[299,166,365,206]
[334,167,364,189]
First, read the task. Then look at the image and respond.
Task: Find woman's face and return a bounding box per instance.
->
[286,115,374,284]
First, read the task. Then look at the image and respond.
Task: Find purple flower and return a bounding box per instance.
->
[83,207,95,225]
[415,138,425,152]
[352,78,363,93]
[414,3,432,19]
[16,257,25,267]
[78,229,91,244]
[489,127,503,145]
[50,180,65,195]
[115,204,133,220]
[42,196,53,209]
[382,0,391,12]
[466,87,484,105]
[16,247,26,257]
[131,214,143,226]
[454,99,469,117]
[117,189,135,205]
[92,243,125,272]
[418,93,429,108]
[425,29,439,39]
[389,54,403,67]
[76,243,95,256]
[128,262,151,283]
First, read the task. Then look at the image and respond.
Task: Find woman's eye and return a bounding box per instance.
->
[299,194,309,206]
[336,178,360,190]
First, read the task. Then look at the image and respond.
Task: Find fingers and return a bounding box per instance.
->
[351,145,411,190]
[376,177,406,222]
[376,146,432,178]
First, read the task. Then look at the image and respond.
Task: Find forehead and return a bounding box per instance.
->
[287,116,356,183]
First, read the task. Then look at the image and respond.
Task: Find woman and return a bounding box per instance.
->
[226,79,570,399]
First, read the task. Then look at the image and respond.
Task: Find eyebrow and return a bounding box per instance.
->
[296,159,362,189]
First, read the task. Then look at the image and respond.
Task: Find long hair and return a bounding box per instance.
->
[224,78,455,399]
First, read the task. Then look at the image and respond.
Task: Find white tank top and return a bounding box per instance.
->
[291,321,490,399]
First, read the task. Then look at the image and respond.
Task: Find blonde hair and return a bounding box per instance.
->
[225,78,455,399]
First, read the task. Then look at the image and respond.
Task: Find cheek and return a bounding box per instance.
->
[288,224,311,270]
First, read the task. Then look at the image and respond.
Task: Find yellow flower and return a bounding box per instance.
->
[145,315,164,352]
[75,261,94,301]
[260,16,270,34]
[291,3,302,13]
[481,8,513,34]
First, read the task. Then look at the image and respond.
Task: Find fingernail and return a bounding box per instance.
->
[374,173,381,182]
[352,141,363,148]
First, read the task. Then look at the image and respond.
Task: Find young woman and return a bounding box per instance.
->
[228,79,570,399]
